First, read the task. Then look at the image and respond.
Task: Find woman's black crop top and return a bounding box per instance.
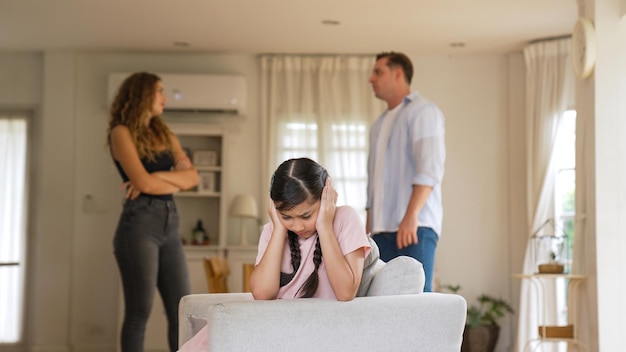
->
[114,151,175,200]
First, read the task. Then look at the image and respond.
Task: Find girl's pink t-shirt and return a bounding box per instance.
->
[255,205,371,299]
[179,205,369,352]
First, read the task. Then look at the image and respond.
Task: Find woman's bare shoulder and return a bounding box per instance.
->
[110,124,130,134]
[109,125,133,142]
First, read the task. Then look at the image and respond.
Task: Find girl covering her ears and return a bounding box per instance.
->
[107,72,199,352]
[179,158,370,351]
[250,157,371,300]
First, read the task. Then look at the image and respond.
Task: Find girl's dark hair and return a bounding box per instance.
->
[271,158,328,298]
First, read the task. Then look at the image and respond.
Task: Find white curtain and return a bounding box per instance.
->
[517,38,574,352]
[259,55,385,220]
[0,117,28,343]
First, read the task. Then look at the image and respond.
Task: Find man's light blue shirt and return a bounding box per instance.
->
[366,91,446,236]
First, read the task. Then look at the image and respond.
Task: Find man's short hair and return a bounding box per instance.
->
[376,52,413,84]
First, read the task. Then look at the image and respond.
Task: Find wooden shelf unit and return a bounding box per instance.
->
[512,273,588,352]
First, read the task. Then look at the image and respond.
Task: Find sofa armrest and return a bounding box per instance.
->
[179,293,253,346]
[203,293,466,352]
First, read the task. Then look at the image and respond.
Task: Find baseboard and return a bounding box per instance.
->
[0,345,26,352]
[29,346,69,352]
[29,344,115,352]
[70,344,116,352]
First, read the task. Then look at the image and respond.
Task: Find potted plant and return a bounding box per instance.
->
[443,284,515,352]
[537,250,565,274]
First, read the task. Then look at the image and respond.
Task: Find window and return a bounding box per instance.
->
[554,109,576,270]
[326,122,369,221]
[0,115,29,343]
[278,122,319,161]
[276,120,369,222]
[552,109,576,333]
[261,55,381,224]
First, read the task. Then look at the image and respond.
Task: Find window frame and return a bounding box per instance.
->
[0,110,34,346]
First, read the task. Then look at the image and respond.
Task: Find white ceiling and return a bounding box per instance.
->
[0,0,578,55]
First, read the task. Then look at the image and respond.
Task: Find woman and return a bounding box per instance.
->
[108,72,199,352]
[179,157,370,351]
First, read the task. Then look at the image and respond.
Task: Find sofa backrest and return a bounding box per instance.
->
[201,293,467,351]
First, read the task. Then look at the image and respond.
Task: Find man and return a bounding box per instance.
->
[366,52,445,292]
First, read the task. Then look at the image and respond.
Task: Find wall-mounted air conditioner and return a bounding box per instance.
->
[107,73,247,115]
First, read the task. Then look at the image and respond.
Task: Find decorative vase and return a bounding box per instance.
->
[461,324,500,352]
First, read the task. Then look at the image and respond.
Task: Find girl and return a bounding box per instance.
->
[108,72,199,352]
[250,157,371,301]
[179,158,370,351]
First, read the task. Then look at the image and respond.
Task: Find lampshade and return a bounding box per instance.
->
[230,194,258,246]
[229,194,259,218]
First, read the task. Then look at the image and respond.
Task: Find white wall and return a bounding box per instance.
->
[406,53,525,352]
[505,52,528,350]
[1,50,524,352]
[575,0,626,350]
[592,2,626,350]
[0,53,42,106]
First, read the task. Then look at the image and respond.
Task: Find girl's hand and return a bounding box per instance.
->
[267,197,288,237]
[316,177,337,234]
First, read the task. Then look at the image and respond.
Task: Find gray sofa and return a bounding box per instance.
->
[180,291,466,351]
[178,250,467,351]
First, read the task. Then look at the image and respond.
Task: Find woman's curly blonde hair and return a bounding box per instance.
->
[107,72,173,161]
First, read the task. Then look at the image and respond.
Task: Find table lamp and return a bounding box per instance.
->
[229,194,258,245]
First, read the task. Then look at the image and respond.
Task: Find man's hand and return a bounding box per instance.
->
[397,215,418,249]
[396,184,431,248]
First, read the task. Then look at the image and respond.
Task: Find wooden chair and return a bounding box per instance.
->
[203,256,230,293]
[242,263,255,292]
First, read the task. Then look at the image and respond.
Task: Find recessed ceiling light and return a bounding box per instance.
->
[173,41,191,48]
[450,42,465,48]
[321,19,340,26]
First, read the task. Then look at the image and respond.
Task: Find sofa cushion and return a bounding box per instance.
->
[366,256,425,296]
[356,236,381,297]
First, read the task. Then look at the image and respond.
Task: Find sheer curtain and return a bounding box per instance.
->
[259,55,385,220]
[0,116,28,343]
[517,38,574,352]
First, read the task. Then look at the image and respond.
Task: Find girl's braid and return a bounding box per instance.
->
[279,231,301,287]
[279,232,323,298]
[298,235,322,298]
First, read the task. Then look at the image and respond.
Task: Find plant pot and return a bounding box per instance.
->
[538,263,564,273]
[461,324,500,352]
